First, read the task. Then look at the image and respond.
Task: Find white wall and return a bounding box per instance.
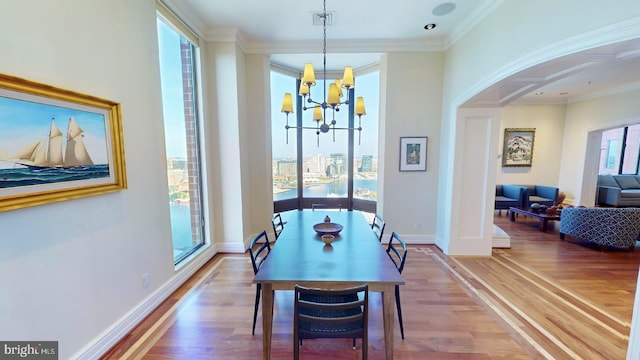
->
[496,105,566,187]
[0,1,218,358]
[558,89,640,205]
[438,0,640,255]
[245,54,276,239]
[379,52,443,243]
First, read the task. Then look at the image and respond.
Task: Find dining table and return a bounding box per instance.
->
[253,210,405,359]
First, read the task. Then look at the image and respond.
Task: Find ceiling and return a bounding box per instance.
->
[168,0,640,106]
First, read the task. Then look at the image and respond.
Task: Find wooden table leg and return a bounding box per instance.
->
[382,285,395,359]
[541,219,548,232]
[509,209,516,222]
[261,283,273,360]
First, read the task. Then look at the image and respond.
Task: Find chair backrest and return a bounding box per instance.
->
[294,284,368,341]
[248,230,271,275]
[272,213,285,240]
[371,213,386,242]
[312,203,342,211]
[386,232,407,274]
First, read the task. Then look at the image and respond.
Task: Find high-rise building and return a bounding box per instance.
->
[330,153,346,175]
[277,159,296,176]
[361,155,373,172]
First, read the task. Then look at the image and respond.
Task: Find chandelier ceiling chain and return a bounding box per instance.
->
[280,0,366,146]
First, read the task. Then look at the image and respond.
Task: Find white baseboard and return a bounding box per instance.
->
[217,241,247,253]
[73,245,218,360]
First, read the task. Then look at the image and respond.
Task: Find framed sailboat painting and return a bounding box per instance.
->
[0,73,127,212]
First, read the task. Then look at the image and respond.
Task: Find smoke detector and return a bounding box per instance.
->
[312,12,335,26]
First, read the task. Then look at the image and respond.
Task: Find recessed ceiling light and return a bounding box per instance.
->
[432,2,456,16]
[535,92,544,95]
[424,23,436,30]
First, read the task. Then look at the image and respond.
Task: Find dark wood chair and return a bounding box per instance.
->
[272,213,285,240]
[248,230,272,335]
[294,284,368,360]
[386,232,407,339]
[312,203,342,211]
[371,213,386,242]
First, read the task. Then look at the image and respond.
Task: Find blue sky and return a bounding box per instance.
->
[157,19,188,159]
[0,95,108,163]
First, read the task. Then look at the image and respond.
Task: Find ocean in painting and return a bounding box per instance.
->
[0,164,110,189]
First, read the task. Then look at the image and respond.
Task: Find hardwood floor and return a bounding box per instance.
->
[102,214,640,359]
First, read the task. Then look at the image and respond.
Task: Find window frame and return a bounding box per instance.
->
[272,66,378,214]
[156,9,206,266]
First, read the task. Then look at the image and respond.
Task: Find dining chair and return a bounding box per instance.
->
[248,230,272,335]
[272,213,285,240]
[294,284,369,360]
[386,232,407,339]
[311,203,342,211]
[371,213,386,242]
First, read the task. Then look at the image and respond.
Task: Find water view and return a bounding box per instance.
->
[274,178,377,201]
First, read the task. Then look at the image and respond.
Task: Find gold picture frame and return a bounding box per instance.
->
[0,73,127,212]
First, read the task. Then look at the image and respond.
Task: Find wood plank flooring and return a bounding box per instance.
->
[102,214,640,359]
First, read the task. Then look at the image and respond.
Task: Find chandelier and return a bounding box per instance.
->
[280,0,366,146]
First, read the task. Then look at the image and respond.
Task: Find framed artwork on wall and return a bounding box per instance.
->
[399,136,427,171]
[0,72,127,212]
[502,128,535,167]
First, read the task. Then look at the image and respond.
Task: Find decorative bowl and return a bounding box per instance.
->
[313,222,344,236]
[530,203,541,210]
[321,234,335,245]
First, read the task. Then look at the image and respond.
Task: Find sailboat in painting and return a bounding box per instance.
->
[0,117,109,189]
[13,117,94,169]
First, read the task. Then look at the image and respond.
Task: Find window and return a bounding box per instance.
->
[271,67,379,213]
[271,70,298,201]
[353,71,379,203]
[621,124,640,174]
[157,13,205,264]
[599,124,640,175]
[605,140,618,169]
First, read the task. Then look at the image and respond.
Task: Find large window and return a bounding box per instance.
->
[353,71,379,202]
[599,124,640,175]
[271,67,379,212]
[271,71,298,201]
[157,12,205,264]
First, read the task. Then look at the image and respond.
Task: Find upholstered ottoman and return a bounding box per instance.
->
[559,207,640,251]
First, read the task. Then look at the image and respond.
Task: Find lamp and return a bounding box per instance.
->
[281,0,366,146]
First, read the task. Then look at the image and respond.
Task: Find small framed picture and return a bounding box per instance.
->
[399,137,427,171]
[502,128,535,167]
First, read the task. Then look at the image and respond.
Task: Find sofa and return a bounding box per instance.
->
[521,185,559,207]
[597,174,640,207]
[495,185,527,214]
[559,207,640,251]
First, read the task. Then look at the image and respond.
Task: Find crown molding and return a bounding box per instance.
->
[445,0,505,49]
[205,26,250,51]
[158,0,207,40]
[206,37,446,54]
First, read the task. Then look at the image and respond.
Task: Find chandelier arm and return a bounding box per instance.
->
[282,0,365,146]
[286,125,329,130]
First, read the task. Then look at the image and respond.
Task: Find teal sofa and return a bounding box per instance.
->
[495,184,527,214]
[597,174,640,207]
[521,185,559,207]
